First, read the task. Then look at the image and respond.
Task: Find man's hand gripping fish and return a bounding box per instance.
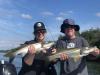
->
[43,46,99,62]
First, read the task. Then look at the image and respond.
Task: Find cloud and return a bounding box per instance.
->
[56,16,64,21]
[59,12,68,16]
[0,40,24,50]
[0,19,32,41]
[21,13,32,19]
[59,11,73,16]
[67,11,73,14]
[41,11,54,16]
[0,8,19,18]
[96,12,100,17]
[0,0,12,5]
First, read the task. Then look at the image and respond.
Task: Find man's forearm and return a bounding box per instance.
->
[24,53,35,66]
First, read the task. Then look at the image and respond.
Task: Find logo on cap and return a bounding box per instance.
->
[37,23,42,27]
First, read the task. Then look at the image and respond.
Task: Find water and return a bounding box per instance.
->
[0,53,100,75]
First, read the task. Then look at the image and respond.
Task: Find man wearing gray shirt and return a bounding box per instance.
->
[54,19,100,75]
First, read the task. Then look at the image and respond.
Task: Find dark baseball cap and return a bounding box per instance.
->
[33,22,47,33]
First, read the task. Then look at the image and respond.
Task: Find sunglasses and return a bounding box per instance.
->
[34,30,46,34]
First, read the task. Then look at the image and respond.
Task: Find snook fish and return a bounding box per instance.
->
[35,47,98,62]
[4,42,55,57]
[46,47,97,61]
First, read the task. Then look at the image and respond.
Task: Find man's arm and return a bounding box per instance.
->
[24,44,36,65]
[82,37,100,58]
[24,53,35,66]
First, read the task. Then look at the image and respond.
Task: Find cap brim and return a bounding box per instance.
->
[34,29,47,33]
[65,24,80,31]
[73,25,80,31]
[60,24,80,33]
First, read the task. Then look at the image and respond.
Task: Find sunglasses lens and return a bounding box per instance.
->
[37,30,45,33]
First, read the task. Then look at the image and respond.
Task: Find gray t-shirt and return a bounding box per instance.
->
[56,36,89,75]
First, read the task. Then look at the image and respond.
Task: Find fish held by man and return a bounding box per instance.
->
[44,46,98,62]
[4,42,55,58]
[4,43,98,63]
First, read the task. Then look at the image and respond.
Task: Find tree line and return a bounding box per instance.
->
[81,28,100,48]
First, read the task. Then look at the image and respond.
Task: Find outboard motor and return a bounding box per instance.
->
[0,60,17,75]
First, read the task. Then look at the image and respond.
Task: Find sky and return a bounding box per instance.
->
[0,0,100,50]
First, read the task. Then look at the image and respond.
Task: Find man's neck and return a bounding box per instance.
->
[37,40,44,43]
[34,38,44,43]
[66,35,76,40]
[70,35,76,39]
